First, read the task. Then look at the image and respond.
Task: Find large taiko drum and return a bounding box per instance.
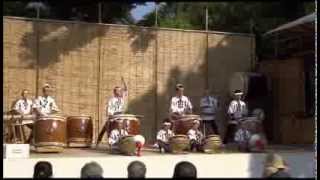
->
[169,135,190,154]
[107,114,141,135]
[67,116,93,147]
[34,115,66,153]
[202,135,222,154]
[119,135,136,155]
[172,115,201,135]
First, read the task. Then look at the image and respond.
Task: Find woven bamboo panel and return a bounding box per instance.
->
[37,21,100,141]
[3,18,37,113]
[156,30,207,130]
[99,25,157,142]
[208,34,254,135]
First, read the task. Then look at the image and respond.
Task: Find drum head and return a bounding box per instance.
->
[38,115,66,121]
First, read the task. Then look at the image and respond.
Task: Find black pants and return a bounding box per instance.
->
[201,120,220,136]
[190,139,203,152]
[223,124,238,144]
[157,141,171,152]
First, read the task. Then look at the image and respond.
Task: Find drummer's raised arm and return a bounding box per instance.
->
[121,77,128,95]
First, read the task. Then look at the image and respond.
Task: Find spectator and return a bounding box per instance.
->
[81,161,103,178]
[263,153,291,178]
[127,161,146,178]
[33,161,53,178]
[173,161,197,178]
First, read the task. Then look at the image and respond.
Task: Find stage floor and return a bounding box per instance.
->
[4,144,316,178]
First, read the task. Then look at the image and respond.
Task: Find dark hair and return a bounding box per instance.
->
[81,161,103,178]
[127,161,146,178]
[173,161,197,178]
[33,161,53,178]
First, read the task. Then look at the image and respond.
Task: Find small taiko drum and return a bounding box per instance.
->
[202,135,222,153]
[119,135,136,155]
[172,115,201,135]
[34,115,66,153]
[169,135,190,154]
[67,116,93,147]
[107,114,141,136]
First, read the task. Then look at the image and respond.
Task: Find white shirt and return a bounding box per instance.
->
[108,129,128,146]
[234,128,251,143]
[200,96,218,121]
[34,96,59,116]
[187,129,203,142]
[107,91,128,116]
[156,129,175,143]
[13,99,34,115]
[169,95,193,114]
[227,100,248,120]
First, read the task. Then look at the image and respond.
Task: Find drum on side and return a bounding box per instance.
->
[202,135,222,153]
[67,116,93,148]
[107,114,141,136]
[169,135,190,154]
[119,135,136,155]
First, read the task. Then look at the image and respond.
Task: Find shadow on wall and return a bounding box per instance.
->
[19,19,155,69]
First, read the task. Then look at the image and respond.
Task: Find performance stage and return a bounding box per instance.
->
[3,144,315,178]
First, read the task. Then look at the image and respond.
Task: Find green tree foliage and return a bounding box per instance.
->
[3,1,143,24]
[137,1,315,33]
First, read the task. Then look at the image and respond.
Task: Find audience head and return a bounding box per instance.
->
[33,161,53,178]
[173,161,197,178]
[81,161,103,178]
[127,161,146,178]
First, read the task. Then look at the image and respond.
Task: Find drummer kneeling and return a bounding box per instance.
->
[108,120,145,156]
[187,120,204,152]
[156,121,175,153]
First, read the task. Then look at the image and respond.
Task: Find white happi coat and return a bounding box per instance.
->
[34,96,59,116]
[227,100,248,120]
[107,91,128,116]
[187,128,203,143]
[169,95,193,114]
[108,129,128,148]
[156,129,175,143]
[13,98,34,124]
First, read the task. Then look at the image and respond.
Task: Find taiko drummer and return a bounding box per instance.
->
[33,84,60,117]
[169,83,193,120]
[96,77,128,146]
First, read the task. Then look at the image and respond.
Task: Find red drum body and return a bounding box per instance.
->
[67,116,93,147]
[107,114,141,135]
[172,115,201,135]
[34,115,66,153]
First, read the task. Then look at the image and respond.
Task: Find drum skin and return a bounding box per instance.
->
[34,116,66,152]
[172,115,201,135]
[107,114,141,135]
[119,135,136,155]
[202,135,222,153]
[169,135,190,154]
[67,116,93,147]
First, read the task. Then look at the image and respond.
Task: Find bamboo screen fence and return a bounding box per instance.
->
[3,16,255,142]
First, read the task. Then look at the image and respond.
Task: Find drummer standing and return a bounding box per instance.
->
[96,77,128,146]
[223,90,248,144]
[169,84,193,120]
[34,84,60,116]
[200,89,220,136]
[12,89,35,143]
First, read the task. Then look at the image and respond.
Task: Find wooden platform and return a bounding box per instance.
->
[3,144,316,178]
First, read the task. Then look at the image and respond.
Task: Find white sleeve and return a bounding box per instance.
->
[33,97,40,108]
[169,98,175,113]
[234,130,241,142]
[13,101,20,112]
[227,102,235,115]
[156,131,163,141]
[107,99,114,116]
[108,131,117,145]
[187,98,193,110]
[187,130,195,140]
[51,99,59,111]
